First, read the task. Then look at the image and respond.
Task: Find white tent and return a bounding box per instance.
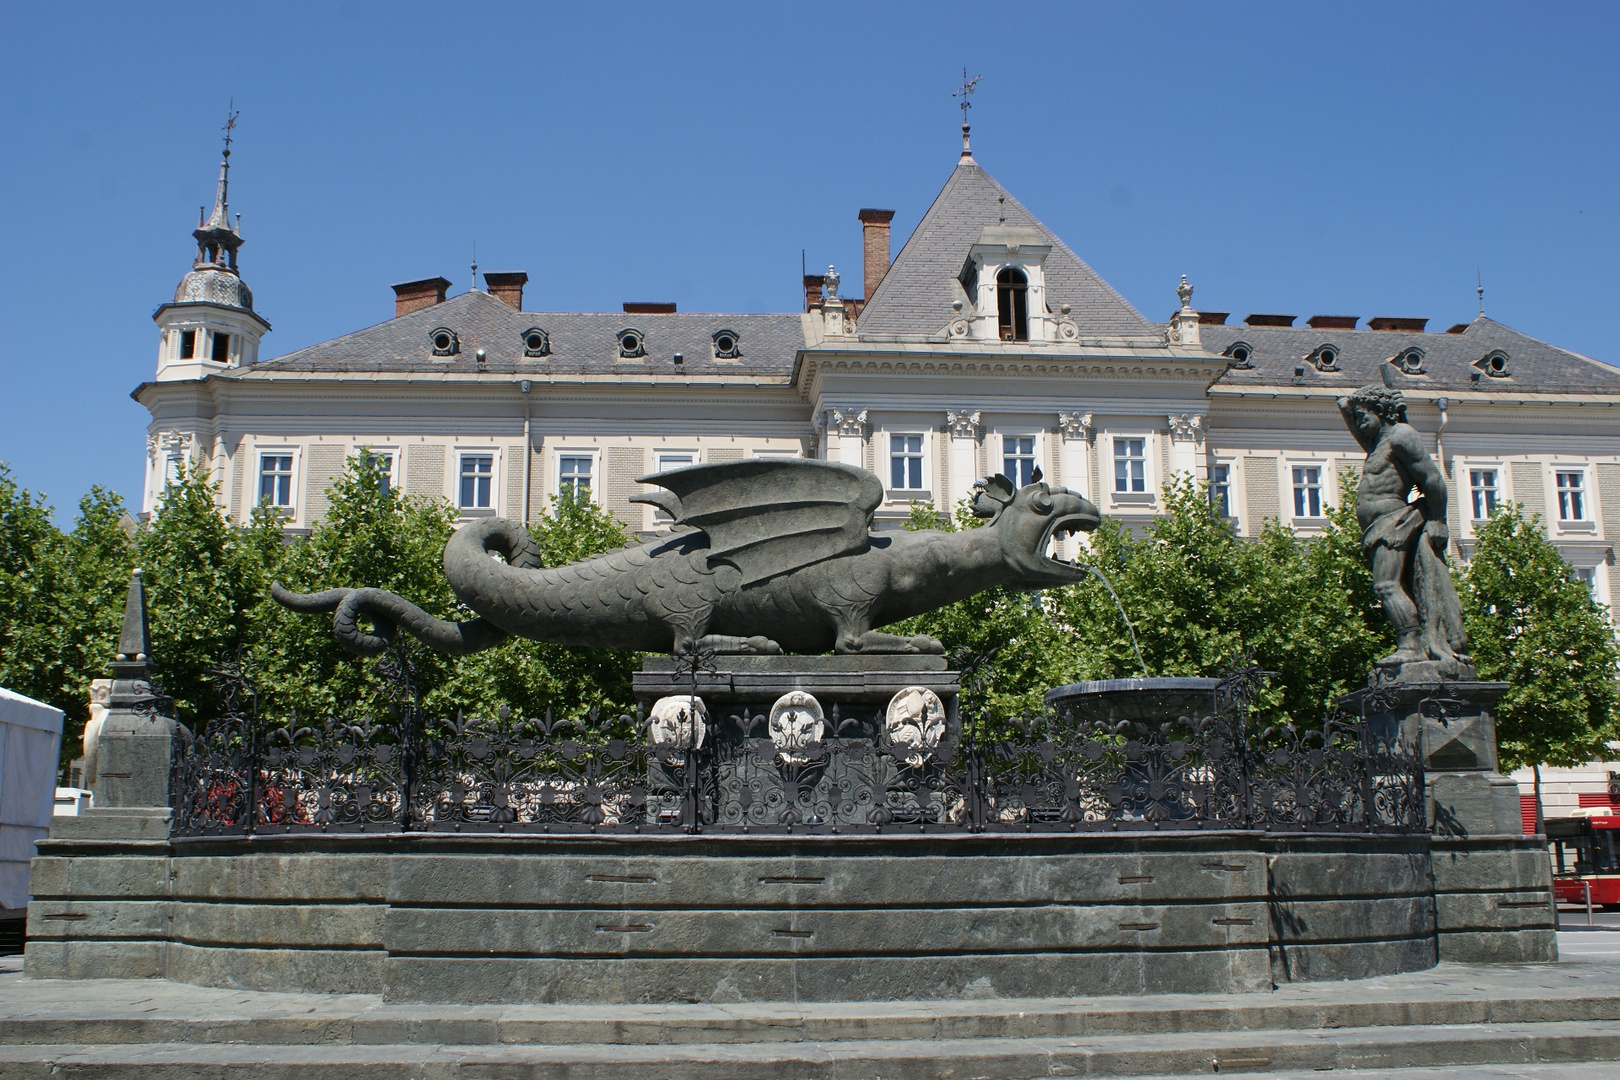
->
[0,687,64,915]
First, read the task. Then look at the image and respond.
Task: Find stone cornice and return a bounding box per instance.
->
[133,370,800,409]
[1208,384,1620,407]
[795,350,1227,402]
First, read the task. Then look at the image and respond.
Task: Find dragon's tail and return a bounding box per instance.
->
[270,582,509,657]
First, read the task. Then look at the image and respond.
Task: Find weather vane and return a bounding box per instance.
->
[222,98,238,158]
[953,68,981,156]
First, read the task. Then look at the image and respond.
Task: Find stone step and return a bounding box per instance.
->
[0,1019,1617,1079]
[5,962,1620,1048]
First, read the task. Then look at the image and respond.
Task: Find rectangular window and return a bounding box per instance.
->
[1557,470,1586,521]
[459,454,493,509]
[258,453,293,507]
[210,331,230,362]
[359,450,393,496]
[890,434,923,490]
[1003,436,1036,487]
[1113,438,1146,493]
[1210,463,1232,517]
[1292,466,1323,517]
[559,455,593,497]
[1573,566,1597,591]
[1470,469,1499,520]
[179,330,196,359]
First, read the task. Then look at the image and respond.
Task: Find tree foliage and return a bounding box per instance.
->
[1050,472,1388,727]
[252,454,638,724]
[1460,502,1620,770]
[0,465,137,760]
[5,455,1620,778]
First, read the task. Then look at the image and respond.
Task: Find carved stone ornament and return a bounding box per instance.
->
[1167,414,1204,443]
[1177,274,1194,310]
[824,265,840,300]
[768,691,825,764]
[648,695,707,755]
[1054,319,1079,341]
[148,430,193,462]
[829,408,868,438]
[883,686,946,766]
[1057,412,1094,442]
[945,409,981,439]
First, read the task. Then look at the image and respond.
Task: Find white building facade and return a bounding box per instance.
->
[137,136,1620,625]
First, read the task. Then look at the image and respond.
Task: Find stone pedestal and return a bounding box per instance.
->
[47,571,180,846]
[1341,680,1557,964]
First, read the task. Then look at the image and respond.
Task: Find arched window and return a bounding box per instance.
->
[996,268,1028,342]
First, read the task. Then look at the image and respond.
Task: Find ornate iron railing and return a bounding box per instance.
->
[170,659,1424,838]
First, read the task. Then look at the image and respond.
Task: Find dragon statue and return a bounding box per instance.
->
[273,458,1100,657]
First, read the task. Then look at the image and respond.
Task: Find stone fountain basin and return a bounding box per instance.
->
[1043,677,1222,725]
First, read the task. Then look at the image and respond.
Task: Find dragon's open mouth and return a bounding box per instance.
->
[1040,511,1101,570]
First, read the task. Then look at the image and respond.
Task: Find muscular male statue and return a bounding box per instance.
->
[1338,384,1474,682]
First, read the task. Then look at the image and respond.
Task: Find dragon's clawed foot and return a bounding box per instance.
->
[835,631,946,655]
[695,634,784,655]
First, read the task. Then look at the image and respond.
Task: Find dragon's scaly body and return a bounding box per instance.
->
[275,459,1099,657]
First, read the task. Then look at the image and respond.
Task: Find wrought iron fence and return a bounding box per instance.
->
[170,657,1424,838]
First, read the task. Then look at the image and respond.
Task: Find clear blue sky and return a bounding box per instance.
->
[3,2,1616,520]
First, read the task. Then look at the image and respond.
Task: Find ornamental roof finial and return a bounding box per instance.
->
[953,68,981,160]
[204,102,239,234]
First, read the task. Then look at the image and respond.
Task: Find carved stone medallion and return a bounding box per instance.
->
[648,695,707,756]
[768,690,825,764]
[883,686,946,766]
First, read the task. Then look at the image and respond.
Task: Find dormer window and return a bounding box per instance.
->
[996,268,1029,342]
[712,329,741,359]
[1394,346,1425,375]
[1224,341,1252,368]
[1478,350,1510,377]
[617,328,646,358]
[1308,344,1339,372]
[430,327,459,356]
[522,328,550,357]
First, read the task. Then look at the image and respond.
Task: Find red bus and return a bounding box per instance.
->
[1547,813,1620,908]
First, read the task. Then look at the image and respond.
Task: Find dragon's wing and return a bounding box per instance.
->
[634,459,882,586]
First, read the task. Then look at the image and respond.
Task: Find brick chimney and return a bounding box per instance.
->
[859,209,895,302]
[484,272,528,311]
[392,276,451,318]
[624,302,676,314]
[803,274,825,313]
[1367,317,1428,332]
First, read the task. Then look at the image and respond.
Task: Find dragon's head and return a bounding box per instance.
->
[973,470,1101,586]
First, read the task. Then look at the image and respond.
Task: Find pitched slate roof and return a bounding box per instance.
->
[855,158,1158,342]
[246,290,804,378]
[1199,316,1620,396]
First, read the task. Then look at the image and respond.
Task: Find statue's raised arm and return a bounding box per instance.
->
[1338,385,1473,683]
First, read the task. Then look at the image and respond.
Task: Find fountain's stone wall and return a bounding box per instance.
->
[23,831,1486,1003]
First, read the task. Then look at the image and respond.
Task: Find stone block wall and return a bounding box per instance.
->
[27,833,1448,1004]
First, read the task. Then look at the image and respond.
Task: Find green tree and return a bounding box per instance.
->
[252,451,460,723]
[257,456,637,725]
[136,464,279,724]
[52,489,138,758]
[888,499,1079,722]
[0,466,144,769]
[454,488,639,721]
[1460,502,1620,777]
[0,463,71,720]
